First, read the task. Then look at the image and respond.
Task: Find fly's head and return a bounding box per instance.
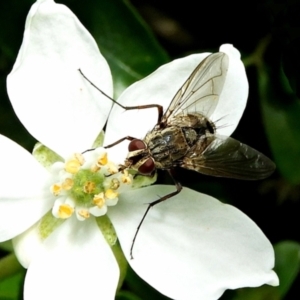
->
[126,139,156,176]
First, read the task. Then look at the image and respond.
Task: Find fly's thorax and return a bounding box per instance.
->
[169,113,216,135]
[144,126,189,169]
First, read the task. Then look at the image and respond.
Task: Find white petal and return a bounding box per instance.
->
[108,185,278,300]
[0,135,53,241]
[24,217,119,300]
[89,205,107,217]
[213,44,248,136]
[105,44,247,162]
[104,52,210,162]
[7,0,113,157]
[13,222,44,268]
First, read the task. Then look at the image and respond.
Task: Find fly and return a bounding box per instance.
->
[79,51,275,258]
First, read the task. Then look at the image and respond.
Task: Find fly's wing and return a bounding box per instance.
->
[161,52,229,126]
[181,134,275,180]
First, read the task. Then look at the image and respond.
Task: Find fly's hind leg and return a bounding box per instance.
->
[130,169,182,259]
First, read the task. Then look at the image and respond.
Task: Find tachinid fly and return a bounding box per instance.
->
[79,51,275,258]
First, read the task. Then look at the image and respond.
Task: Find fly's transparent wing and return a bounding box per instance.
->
[161,52,229,126]
[181,134,275,180]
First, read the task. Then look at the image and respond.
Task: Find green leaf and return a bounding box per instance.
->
[111,241,128,292]
[124,267,171,300]
[231,285,280,300]
[0,241,13,252]
[274,240,300,297]
[0,272,24,300]
[0,254,24,299]
[259,64,300,184]
[0,0,35,58]
[116,290,142,300]
[0,254,23,282]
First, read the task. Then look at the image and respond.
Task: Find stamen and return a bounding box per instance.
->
[121,170,132,184]
[74,153,85,165]
[91,164,101,173]
[49,148,133,223]
[58,204,74,219]
[110,178,120,190]
[61,178,73,190]
[106,162,118,174]
[51,184,62,196]
[83,181,96,194]
[78,209,90,219]
[93,193,105,208]
[97,152,108,166]
[65,159,81,174]
[105,189,118,199]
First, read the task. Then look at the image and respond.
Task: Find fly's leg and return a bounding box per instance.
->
[104,136,136,149]
[82,137,136,175]
[81,136,136,154]
[130,169,182,259]
[79,69,163,124]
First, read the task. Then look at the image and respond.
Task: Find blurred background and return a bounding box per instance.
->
[0,0,300,299]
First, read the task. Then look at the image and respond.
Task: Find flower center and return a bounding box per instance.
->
[49,148,132,221]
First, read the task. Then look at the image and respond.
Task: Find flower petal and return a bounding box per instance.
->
[105,44,247,162]
[213,44,248,136]
[104,52,209,162]
[13,222,44,268]
[108,185,278,300]
[0,135,53,241]
[24,217,119,300]
[7,0,113,157]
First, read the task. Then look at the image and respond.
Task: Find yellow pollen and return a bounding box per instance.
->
[105,189,118,199]
[91,164,101,173]
[107,162,118,174]
[121,170,132,184]
[58,204,74,219]
[61,178,73,190]
[51,184,62,196]
[93,193,105,208]
[83,181,96,194]
[110,178,120,190]
[65,159,81,174]
[78,209,90,219]
[73,153,85,165]
[97,152,108,166]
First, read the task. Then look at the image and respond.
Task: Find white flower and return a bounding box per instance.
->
[0,0,278,300]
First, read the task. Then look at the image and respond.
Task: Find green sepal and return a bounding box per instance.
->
[38,211,65,240]
[111,241,128,292]
[92,130,105,148]
[130,171,157,189]
[95,215,117,246]
[32,142,63,170]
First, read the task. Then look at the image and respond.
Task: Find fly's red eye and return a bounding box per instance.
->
[138,158,155,175]
[128,139,146,151]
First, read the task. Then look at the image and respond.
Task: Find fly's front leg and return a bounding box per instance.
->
[81,136,136,154]
[79,69,163,124]
[130,169,182,259]
[104,136,136,149]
